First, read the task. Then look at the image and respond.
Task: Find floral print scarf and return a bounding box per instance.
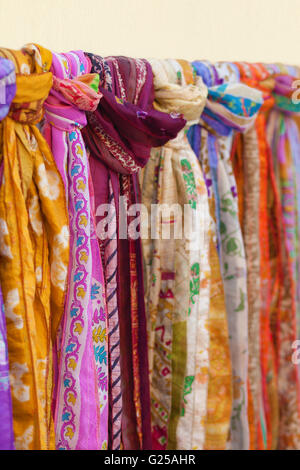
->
[43,50,107,450]
[0,44,69,450]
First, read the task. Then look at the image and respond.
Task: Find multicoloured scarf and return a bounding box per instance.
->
[233,61,300,449]
[43,50,107,450]
[189,60,263,449]
[0,44,69,450]
[142,58,218,450]
[189,120,233,451]
[264,68,300,449]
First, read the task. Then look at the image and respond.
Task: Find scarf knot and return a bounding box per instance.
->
[234,62,277,112]
[236,63,300,114]
[3,43,53,124]
[83,54,185,175]
[52,74,101,111]
[193,60,263,135]
[150,58,207,126]
[44,52,102,132]
[8,72,52,124]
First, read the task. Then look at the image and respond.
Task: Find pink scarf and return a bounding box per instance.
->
[43,51,108,450]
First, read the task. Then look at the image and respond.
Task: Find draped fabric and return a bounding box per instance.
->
[269,73,300,341]
[188,60,263,449]
[0,44,69,450]
[43,50,108,450]
[0,57,16,450]
[264,69,300,449]
[141,58,233,450]
[191,124,233,451]
[231,61,300,449]
[141,58,211,450]
[82,53,185,450]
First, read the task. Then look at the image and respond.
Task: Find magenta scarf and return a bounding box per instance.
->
[82,53,185,450]
[43,51,108,450]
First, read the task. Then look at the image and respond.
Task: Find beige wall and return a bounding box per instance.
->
[0,0,299,65]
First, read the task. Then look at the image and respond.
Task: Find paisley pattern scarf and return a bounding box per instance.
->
[43,50,107,450]
[0,44,69,450]
[82,53,185,450]
[0,57,16,450]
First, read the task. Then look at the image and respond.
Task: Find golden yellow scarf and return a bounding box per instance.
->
[0,44,69,450]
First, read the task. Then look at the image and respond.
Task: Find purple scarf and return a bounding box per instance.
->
[82,53,185,450]
[0,57,15,450]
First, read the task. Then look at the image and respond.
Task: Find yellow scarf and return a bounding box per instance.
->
[199,130,233,450]
[0,44,69,450]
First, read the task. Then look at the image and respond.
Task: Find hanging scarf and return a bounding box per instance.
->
[264,69,300,449]
[190,123,233,451]
[42,50,107,450]
[189,60,263,449]
[141,58,213,450]
[82,53,185,450]
[0,57,16,450]
[150,59,232,451]
[272,73,300,336]
[172,59,212,452]
[235,61,300,449]
[0,44,69,450]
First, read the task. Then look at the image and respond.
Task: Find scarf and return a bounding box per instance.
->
[141,58,213,450]
[82,53,185,450]
[189,60,263,449]
[0,57,16,450]
[0,44,69,450]
[264,67,300,449]
[43,50,107,450]
[234,61,300,449]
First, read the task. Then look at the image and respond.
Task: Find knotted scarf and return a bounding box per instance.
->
[43,50,107,450]
[270,72,300,334]
[189,60,263,449]
[0,57,16,450]
[262,66,300,450]
[0,44,69,450]
[233,61,300,449]
[82,53,185,450]
[141,58,212,450]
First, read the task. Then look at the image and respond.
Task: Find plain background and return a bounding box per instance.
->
[0,0,299,65]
